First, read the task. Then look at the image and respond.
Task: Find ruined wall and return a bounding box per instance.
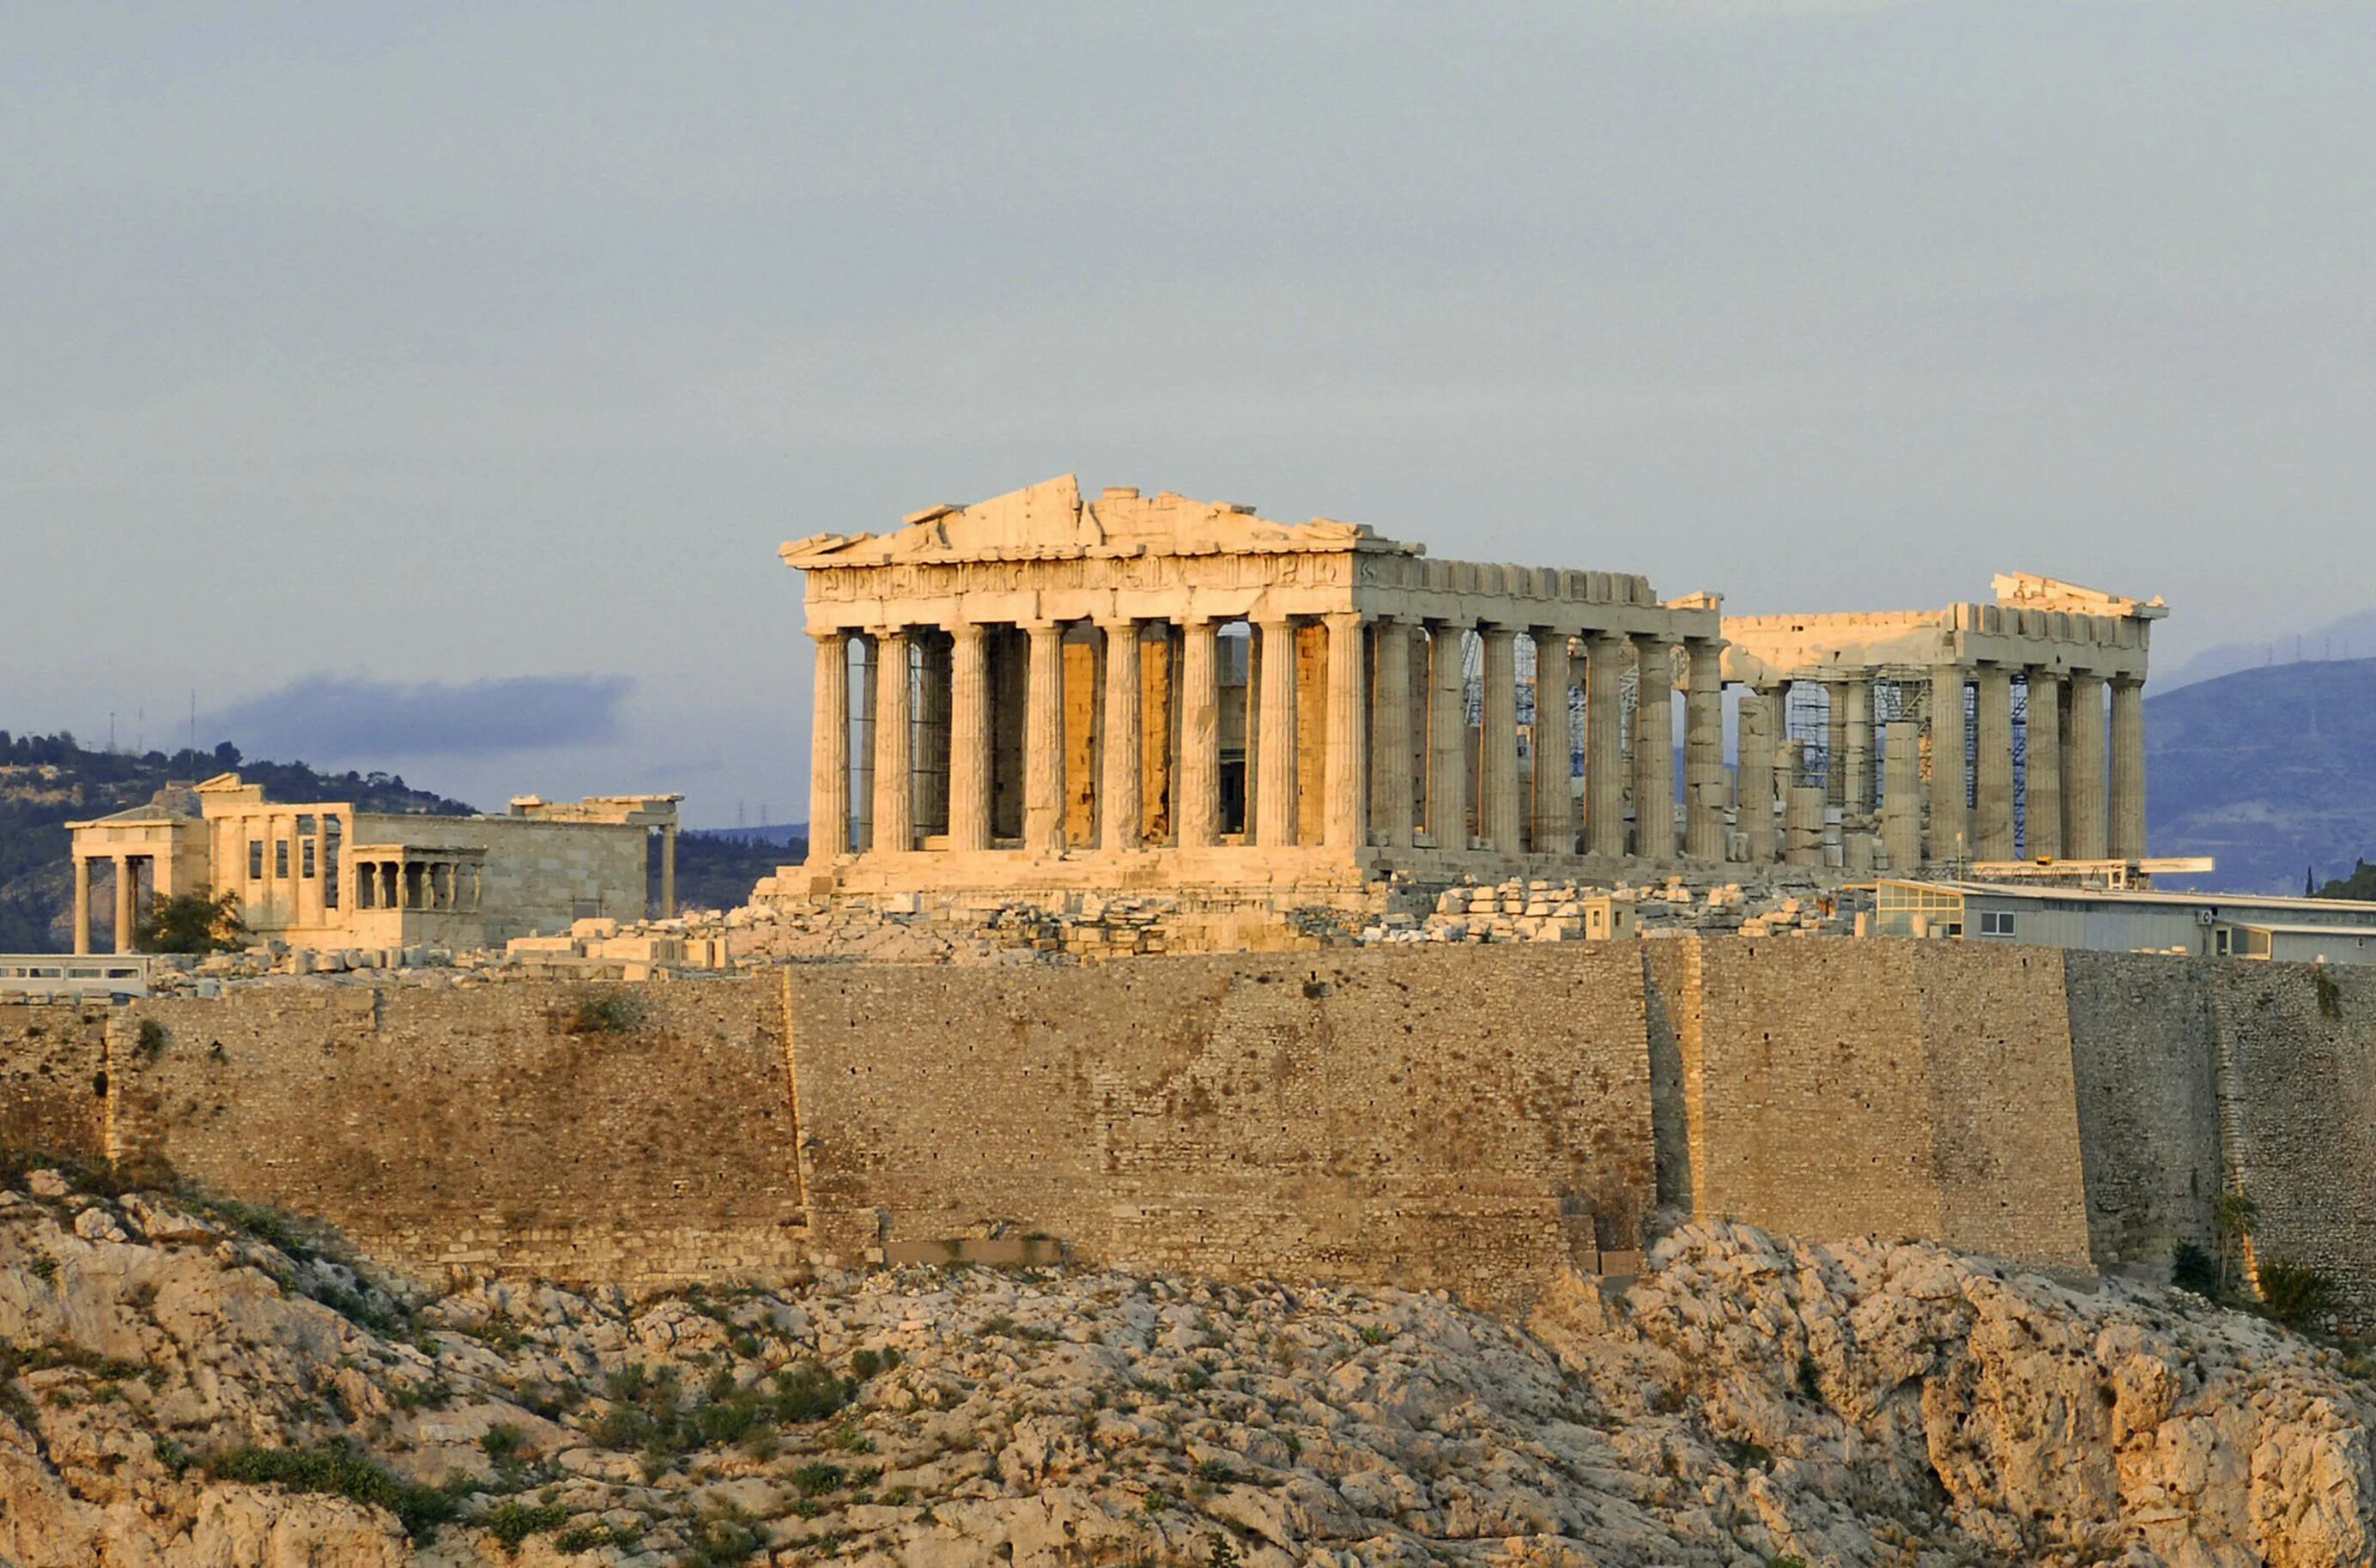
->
[2206,962,2376,1317]
[0,1003,109,1163]
[2061,952,2223,1268]
[787,947,1658,1314]
[1678,940,2095,1271]
[116,978,803,1285]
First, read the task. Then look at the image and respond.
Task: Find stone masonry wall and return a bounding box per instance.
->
[0,1002,109,1164]
[114,978,804,1285]
[786,947,1658,1315]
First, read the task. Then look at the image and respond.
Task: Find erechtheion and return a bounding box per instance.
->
[784,476,2163,898]
[66,774,681,955]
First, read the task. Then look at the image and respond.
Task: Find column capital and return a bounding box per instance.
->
[1094,613,1140,631]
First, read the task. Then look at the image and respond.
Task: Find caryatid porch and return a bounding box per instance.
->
[783,476,1725,896]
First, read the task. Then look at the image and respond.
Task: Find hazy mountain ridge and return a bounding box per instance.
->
[2148,658,2376,893]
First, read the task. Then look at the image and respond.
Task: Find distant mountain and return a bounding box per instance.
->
[0,732,474,954]
[2147,658,2376,893]
[2161,608,2376,690]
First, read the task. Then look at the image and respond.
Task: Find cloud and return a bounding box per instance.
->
[208,673,633,762]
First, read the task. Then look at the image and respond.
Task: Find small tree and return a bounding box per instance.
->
[2213,1190,2259,1296]
[135,887,247,954]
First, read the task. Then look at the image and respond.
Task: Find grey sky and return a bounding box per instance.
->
[6,3,2371,825]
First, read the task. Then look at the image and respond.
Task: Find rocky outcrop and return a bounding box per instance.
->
[0,1168,2367,1565]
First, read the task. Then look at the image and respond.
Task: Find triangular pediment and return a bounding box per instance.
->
[782,475,1403,568]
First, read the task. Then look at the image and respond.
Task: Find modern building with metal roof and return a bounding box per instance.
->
[1873,878,2376,963]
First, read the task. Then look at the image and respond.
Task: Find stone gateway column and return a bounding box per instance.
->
[1023,621,1067,856]
[1584,633,1627,858]
[112,854,135,954]
[948,622,991,851]
[2110,676,2147,859]
[72,857,92,956]
[1478,626,1522,852]
[2064,673,2108,861]
[2023,670,2062,862]
[807,631,851,862]
[1323,613,1368,851]
[1100,621,1143,852]
[1633,636,1675,859]
[872,629,915,854]
[1928,666,1969,864]
[1882,718,1921,871]
[1737,690,1776,864]
[1683,640,1726,862]
[1255,616,1300,847]
[1530,629,1573,855]
[1973,664,2015,862]
[1369,619,1414,849]
[1426,625,1469,849]
[1177,620,1221,848]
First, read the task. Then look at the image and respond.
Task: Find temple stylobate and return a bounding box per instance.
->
[781,475,2164,898]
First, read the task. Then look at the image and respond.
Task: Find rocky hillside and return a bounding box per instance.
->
[2149,658,2376,893]
[1,1167,2370,1566]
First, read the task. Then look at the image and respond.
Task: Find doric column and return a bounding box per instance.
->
[872,628,915,853]
[1683,639,1726,861]
[1737,689,1776,863]
[1100,620,1143,851]
[1023,621,1067,855]
[660,825,677,917]
[1973,664,2016,862]
[1369,618,1414,849]
[1882,718,1921,871]
[1178,619,1221,847]
[1583,632,1627,858]
[807,631,850,863]
[2023,670,2063,861]
[1477,626,1522,851]
[1426,624,1469,849]
[2110,676,2147,859]
[1321,613,1368,851]
[1928,666,1969,864]
[112,855,135,954]
[1632,635,1675,859]
[948,621,991,851]
[2064,673,2108,860]
[1783,745,1824,866]
[1530,628,1573,855]
[1825,683,1849,808]
[72,857,92,956]
[1841,678,1873,816]
[1254,616,1300,847]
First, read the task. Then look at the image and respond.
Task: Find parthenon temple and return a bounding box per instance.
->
[783,476,2162,897]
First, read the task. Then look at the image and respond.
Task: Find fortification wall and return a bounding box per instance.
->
[115,978,803,1284]
[0,1003,109,1163]
[2060,952,2223,1268]
[786,947,1658,1314]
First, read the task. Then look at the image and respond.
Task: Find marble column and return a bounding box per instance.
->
[1825,684,1850,808]
[2023,670,2062,861]
[1737,690,1776,863]
[1427,625,1469,849]
[1683,640,1726,862]
[1974,664,2016,862]
[948,622,991,851]
[1783,745,1824,866]
[1369,619,1414,849]
[1478,626,1522,851]
[1323,613,1367,851]
[1928,666,1969,864]
[659,826,676,917]
[2110,677,2147,859]
[1633,636,1675,860]
[1101,621,1143,852]
[112,855,135,954]
[1178,620,1221,847]
[1841,678,1873,816]
[2064,673,2108,860]
[1023,621,1067,855]
[1530,628,1573,855]
[1882,718,1921,871]
[72,857,91,955]
[1255,617,1300,847]
[1584,633,1627,858]
[872,629,914,853]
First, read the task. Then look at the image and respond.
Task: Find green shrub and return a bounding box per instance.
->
[134,1020,169,1062]
[2171,1240,2220,1295]
[561,992,641,1036]
[790,1461,845,1497]
[2313,968,2343,1020]
[479,1499,569,1554]
[1795,1353,1824,1405]
[203,1442,463,1540]
[2257,1260,2340,1329]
